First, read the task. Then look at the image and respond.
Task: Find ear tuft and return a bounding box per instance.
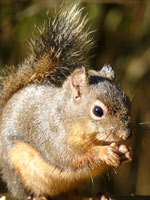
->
[99,64,115,80]
[70,67,88,100]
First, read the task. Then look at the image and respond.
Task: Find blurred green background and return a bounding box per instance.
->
[0,0,150,197]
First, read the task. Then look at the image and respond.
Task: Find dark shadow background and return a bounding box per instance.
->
[0,0,150,197]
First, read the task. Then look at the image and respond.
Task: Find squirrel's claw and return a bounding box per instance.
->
[99,145,120,167]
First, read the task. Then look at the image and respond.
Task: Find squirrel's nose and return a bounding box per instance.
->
[122,129,132,140]
[127,129,132,139]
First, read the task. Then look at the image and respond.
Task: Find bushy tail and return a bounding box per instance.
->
[28,2,94,85]
[0,3,94,109]
[32,3,93,66]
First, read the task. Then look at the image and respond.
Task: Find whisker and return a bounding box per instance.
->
[132,124,150,134]
[83,132,106,149]
[107,171,111,182]
[113,168,118,175]
[103,131,113,142]
[130,89,138,102]
[139,122,150,125]
[89,171,95,194]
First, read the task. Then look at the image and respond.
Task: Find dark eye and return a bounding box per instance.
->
[90,100,107,120]
[93,106,104,117]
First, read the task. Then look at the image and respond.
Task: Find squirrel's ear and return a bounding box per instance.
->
[70,67,88,100]
[99,64,115,81]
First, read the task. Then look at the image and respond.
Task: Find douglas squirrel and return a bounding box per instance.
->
[0,3,132,200]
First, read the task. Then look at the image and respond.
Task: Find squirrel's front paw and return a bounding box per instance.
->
[111,143,132,164]
[99,143,132,167]
[99,145,120,167]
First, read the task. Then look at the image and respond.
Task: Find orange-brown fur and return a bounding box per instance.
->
[9,141,103,196]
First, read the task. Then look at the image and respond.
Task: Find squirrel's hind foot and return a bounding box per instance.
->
[92,193,114,200]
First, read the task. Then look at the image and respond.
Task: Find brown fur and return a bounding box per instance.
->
[0,66,131,199]
[8,141,103,196]
[0,54,55,110]
[0,3,132,200]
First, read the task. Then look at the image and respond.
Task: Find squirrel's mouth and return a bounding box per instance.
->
[99,141,114,146]
[97,140,120,146]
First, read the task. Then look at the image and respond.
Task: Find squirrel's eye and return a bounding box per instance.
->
[93,106,104,117]
[90,100,107,120]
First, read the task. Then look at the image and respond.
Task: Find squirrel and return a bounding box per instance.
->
[0,3,132,200]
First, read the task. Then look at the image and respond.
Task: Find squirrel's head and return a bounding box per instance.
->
[62,65,131,151]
